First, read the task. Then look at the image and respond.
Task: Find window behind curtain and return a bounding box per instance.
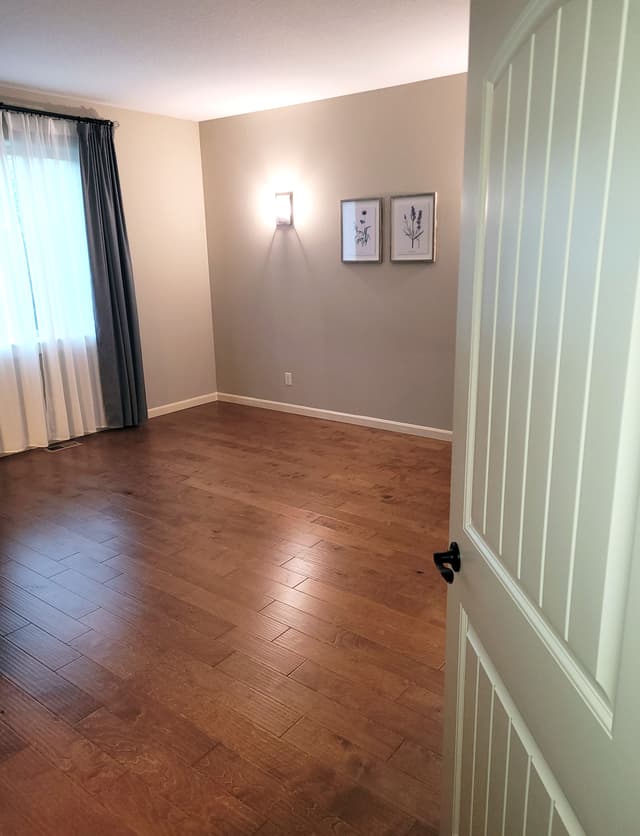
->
[0,113,97,349]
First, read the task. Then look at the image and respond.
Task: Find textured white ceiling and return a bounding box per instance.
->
[0,0,469,122]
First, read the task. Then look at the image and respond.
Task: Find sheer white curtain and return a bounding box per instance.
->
[0,111,105,455]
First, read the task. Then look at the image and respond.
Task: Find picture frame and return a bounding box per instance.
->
[340,197,382,263]
[390,193,436,263]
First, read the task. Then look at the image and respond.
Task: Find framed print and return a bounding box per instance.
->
[390,193,436,263]
[341,198,382,263]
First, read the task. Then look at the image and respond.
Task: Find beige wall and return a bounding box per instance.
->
[0,84,216,411]
[200,75,466,431]
[2,77,465,427]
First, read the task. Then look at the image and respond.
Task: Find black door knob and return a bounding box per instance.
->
[433,542,461,584]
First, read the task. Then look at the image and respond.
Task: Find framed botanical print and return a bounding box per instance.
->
[390,193,436,263]
[340,198,382,263]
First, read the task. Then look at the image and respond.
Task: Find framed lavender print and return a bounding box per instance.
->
[390,193,436,263]
[340,198,382,263]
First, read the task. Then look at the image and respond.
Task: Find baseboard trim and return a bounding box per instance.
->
[148,392,218,418]
[217,392,452,441]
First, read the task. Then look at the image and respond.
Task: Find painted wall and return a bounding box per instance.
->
[200,75,466,431]
[0,84,216,411]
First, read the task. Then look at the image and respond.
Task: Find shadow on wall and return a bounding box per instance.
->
[0,89,103,122]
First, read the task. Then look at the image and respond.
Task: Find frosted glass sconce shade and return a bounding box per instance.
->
[275,191,293,226]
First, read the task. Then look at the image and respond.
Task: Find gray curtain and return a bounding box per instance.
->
[77,122,147,428]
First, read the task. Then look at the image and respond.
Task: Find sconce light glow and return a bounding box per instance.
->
[275,191,293,227]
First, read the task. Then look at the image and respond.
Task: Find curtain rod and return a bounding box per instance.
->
[0,101,116,127]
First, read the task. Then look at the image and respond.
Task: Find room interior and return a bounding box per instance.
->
[0,73,466,437]
[3,0,637,831]
[0,21,467,824]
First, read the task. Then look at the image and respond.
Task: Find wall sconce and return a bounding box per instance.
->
[275,192,294,227]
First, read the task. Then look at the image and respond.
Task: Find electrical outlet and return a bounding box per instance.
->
[284,372,293,386]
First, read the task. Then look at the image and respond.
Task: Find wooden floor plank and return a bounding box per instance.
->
[135,660,414,835]
[0,558,99,618]
[78,707,264,834]
[262,598,445,691]
[260,599,342,642]
[0,776,52,835]
[0,606,28,636]
[195,743,356,835]
[388,739,442,788]
[6,622,81,670]
[0,639,99,724]
[0,747,136,836]
[69,627,158,679]
[217,651,402,759]
[398,680,446,709]
[0,719,27,763]
[254,820,288,836]
[96,769,209,836]
[226,557,308,588]
[281,554,433,617]
[0,538,65,578]
[102,554,285,641]
[58,656,216,764]
[293,579,444,656]
[104,569,234,638]
[80,603,234,670]
[216,628,303,675]
[58,552,124,583]
[274,628,409,700]
[291,660,443,752]
[0,580,90,642]
[263,581,444,665]
[283,716,439,828]
[0,676,125,793]
[1,518,120,562]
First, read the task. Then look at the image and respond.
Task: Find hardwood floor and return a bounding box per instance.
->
[0,403,450,835]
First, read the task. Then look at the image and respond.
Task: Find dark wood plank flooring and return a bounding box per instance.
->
[0,403,450,835]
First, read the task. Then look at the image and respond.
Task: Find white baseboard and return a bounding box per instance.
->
[148,392,218,418]
[217,392,452,441]
[149,390,452,441]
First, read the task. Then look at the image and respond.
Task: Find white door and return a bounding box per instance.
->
[442,0,640,833]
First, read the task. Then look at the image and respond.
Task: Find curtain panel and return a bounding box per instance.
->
[0,111,106,454]
[77,122,147,429]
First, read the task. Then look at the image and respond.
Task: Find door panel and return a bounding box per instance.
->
[454,609,581,836]
[467,0,636,711]
[469,0,635,699]
[501,7,556,579]
[443,0,640,833]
